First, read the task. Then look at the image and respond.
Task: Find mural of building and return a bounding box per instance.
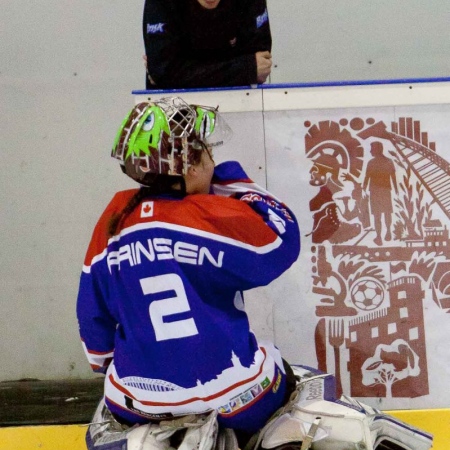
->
[346,275,428,398]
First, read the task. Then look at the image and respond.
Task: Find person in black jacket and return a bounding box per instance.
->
[142,0,272,89]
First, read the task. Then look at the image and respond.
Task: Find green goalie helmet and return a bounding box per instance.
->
[112,97,232,186]
[193,103,232,148]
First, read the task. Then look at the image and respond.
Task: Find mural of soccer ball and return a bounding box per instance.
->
[350,278,385,311]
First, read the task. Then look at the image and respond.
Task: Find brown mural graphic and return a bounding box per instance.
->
[305,116,450,399]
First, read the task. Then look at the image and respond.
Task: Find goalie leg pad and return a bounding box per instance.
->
[258,366,433,450]
[86,398,238,450]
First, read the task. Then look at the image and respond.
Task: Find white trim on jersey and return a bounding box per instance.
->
[212,181,283,203]
[82,340,114,369]
[104,344,281,418]
[83,221,282,273]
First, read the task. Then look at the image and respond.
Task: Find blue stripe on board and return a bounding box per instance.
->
[132,85,257,95]
[132,76,450,95]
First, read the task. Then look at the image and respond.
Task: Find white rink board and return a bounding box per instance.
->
[134,80,450,112]
[135,82,450,412]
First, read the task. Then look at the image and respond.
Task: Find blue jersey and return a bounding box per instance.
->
[77,161,300,419]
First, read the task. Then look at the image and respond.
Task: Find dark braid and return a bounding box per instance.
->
[107,176,186,237]
[108,188,149,237]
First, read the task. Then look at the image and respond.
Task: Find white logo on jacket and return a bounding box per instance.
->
[256,9,268,28]
[146,23,165,34]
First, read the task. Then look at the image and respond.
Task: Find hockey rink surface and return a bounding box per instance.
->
[0,410,448,449]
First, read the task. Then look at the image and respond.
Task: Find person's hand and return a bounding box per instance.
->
[143,54,150,75]
[255,51,272,84]
[342,172,354,183]
[143,54,156,85]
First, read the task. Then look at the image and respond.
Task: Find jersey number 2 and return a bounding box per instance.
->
[140,274,199,342]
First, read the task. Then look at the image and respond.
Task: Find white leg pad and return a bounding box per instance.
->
[259,366,433,450]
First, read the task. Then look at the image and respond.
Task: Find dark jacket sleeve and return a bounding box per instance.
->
[237,0,272,54]
[142,0,271,89]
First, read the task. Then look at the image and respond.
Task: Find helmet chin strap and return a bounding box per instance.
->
[178,176,187,196]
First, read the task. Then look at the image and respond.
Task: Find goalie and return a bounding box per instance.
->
[77,97,432,450]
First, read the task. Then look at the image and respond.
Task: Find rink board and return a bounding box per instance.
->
[135,80,450,412]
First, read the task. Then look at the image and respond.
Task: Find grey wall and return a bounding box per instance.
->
[1,0,449,381]
[269,0,450,83]
[0,0,144,380]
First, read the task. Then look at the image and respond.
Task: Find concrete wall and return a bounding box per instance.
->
[1,0,449,383]
[1,0,142,380]
[269,0,450,83]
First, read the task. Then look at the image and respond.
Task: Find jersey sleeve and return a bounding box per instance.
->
[211,161,300,289]
[142,0,257,89]
[77,265,116,374]
[76,193,132,374]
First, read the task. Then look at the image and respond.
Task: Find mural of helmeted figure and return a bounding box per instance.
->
[309,154,361,244]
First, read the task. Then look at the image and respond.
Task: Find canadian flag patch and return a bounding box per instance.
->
[141,201,154,218]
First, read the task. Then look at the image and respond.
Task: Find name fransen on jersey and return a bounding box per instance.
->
[107,236,224,273]
[83,220,283,275]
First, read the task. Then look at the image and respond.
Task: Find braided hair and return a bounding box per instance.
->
[107,175,186,237]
